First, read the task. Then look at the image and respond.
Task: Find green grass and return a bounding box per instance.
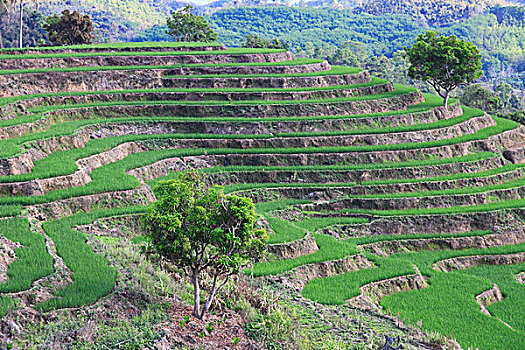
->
[254,202,525,350]
[0,111,495,184]
[252,233,359,276]
[0,90,435,132]
[0,204,23,217]
[163,65,361,79]
[348,230,493,246]
[25,85,414,114]
[381,247,525,350]
[0,218,54,293]
[0,79,383,116]
[37,206,145,312]
[335,197,525,216]
[0,41,223,52]
[0,58,324,76]
[202,152,496,175]
[364,163,525,186]
[0,297,14,318]
[0,47,286,60]
[265,217,309,244]
[294,216,369,232]
[352,173,525,199]
[0,121,513,209]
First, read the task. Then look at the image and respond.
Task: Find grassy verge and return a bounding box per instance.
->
[1,93,443,130]
[251,233,359,276]
[0,218,53,293]
[26,85,414,114]
[37,206,145,312]
[0,41,223,52]
[0,47,286,60]
[0,58,326,76]
[0,78,383,107]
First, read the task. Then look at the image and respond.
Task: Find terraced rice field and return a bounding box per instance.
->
[0,42,524,349]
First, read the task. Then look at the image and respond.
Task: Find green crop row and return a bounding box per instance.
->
[364,163,525,186]
[251,233,359,276]
[162,64,360,79]
[0,58,325,76]
[0,77,381,109]
[201,152,496,175]
[335,196,525,216]
[37,206,145,312]
[0,218,54,293]
[352,173,525,199]
[26,85,414,114]
[0,107,480,177]
[0,105,481,183]
[349,230,494,246]
[0,41,223,52]
[302,240,525,349]
[0,92,440,131]
[0,121,513,209]
[0,204,23,217]
[0,115,517,215]
[0,47,286,60]
[0,297,14,318]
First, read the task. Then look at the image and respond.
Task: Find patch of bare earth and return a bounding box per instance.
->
[155,305,260,350]
[0,236,21,283]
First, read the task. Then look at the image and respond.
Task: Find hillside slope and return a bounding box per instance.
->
[0,42,523,349]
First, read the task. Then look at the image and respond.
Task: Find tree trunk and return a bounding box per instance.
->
[200,276,218,320]
[192,271,201,319]
[443,91,450,109]
[18,0,23,49]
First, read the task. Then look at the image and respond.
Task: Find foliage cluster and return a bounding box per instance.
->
[241,34,288,50]
[404,31,483,107]
[166,5,217,43]
[142,172,267,319]
[353,0,504,26]
[44,10,94,46]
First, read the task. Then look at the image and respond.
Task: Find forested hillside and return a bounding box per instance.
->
[207,6,525,85]
[35,0,193,40]
[353,0,506,26]
[1,1,524,87]
[209,7,422,56]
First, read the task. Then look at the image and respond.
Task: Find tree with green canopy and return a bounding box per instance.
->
[404,31,483,107]
[141,171,267,320]
[166,5,217,43]
[43,10,94,46]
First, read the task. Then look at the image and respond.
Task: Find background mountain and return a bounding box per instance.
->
[1,0,524,90]
[34,0,195,40]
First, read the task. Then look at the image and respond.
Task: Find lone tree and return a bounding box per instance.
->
[404,31,483,108]
[141,172,267,320]
[43,10,94,46]
[166,5,217,43]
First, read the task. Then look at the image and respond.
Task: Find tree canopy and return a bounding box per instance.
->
[166,5,217,43]
[241,34,287,49]
[141,172,267,320]
[43,10,94,46]
[404,31,483,107]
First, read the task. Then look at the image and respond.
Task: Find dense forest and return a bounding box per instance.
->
[1,1,524,88]
[353,0,506,26]
[206,6,525,87]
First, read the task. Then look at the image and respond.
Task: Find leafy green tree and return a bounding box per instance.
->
[166,5,217,43]
[0,7,46,48]
[459,84,502,114]
[242,34,288,49]
[141,172,267,320]
[44,10,94,46]
[404,31,483,107]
